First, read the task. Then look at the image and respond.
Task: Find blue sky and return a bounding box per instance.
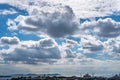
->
[0,0,120,76]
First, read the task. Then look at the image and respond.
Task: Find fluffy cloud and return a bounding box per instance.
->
[0,36,19,45]
[11,5,79,38]
[64,39,78,48]
[80,35,103,52]
[26,0,120,18]
[59,39,80,58]
[81,18,120,38]
[104,38,120,59]
[1,0,120,18]
[7,19,18,31]
[1,38,61,64]
[48,0,120,18]
[0,0,13,3]
[0,9,17,15]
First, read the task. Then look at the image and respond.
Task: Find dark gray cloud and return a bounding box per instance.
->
[2,38,61,64]
[83,45,103,52]
[39,38,56,48]
[15,5,79,38]
[81,18,120,38]
[96,18,120,37]
[0,36,19,45]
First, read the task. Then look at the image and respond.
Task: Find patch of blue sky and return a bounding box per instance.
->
[83,52,103,60]
[80,18,91,24]
[80,14,120,23]
[55,36,80,46]
[0,3,16,10]
[70,46,80,54]
[85,52,99,58]
[95,15,120,22]
[0,14,18,37]
[99,37,108,42]
[17,33,40,41]
[83,52,116,60]
[0,3,30,40]
[55,38,65,45]
[67,36,80,43]
[0,4,43,41]
[0,3,28,15]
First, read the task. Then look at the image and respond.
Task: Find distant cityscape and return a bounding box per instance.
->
[0,73,120,80]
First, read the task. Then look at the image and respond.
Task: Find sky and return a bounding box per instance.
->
[0,0,120,76]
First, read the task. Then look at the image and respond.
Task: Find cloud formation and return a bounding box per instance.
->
[2,38,61,64]
[39,0,120,18]
[80,35,103,52]
[0,36,19,45]
[1,0,120,18]
[81,18,120,38]
[0,9,17,15]
[12,5,79,38]
[104,38,120,59]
